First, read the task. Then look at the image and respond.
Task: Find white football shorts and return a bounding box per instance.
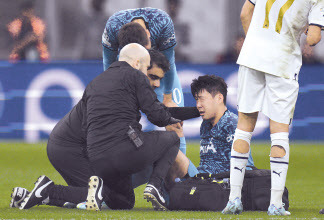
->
[237,65,299,125]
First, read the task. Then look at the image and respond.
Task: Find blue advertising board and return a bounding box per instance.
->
[0,61,324,142]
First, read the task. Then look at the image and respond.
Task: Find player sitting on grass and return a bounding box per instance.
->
[145,74,256,195]
[191,75,254,174]
[168,75,255,181]
[150,74,255,210]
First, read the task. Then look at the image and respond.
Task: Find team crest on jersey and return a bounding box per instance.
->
[200,138,217,154]
[102,29,111,47]
[200,143,217,154]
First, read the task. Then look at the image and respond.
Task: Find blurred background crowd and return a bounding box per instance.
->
[2,0,324,64]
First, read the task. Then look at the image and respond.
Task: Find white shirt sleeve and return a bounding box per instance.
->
[309,0,324,27]
[249,0,256,5]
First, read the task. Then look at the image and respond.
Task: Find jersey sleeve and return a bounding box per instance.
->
[248,0,256,5]
[157,12,177,51]
[309,1,324,27]
[102,17,119,51]
[102,15,121,70]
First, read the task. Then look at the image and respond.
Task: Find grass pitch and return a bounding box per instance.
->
[0,141,323,219]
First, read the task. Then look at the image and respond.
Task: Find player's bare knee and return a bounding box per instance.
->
[233,139,250,154]
[232,129,252,154]
[270,145,286,158]
[270,132,289,162]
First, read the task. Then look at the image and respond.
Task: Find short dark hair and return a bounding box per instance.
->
[191,75,228,104]
[148,49,170,73]
[118,22,149,49]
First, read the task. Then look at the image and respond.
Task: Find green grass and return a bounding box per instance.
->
[0,141,323,219]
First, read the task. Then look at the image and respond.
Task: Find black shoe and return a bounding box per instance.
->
[10,187,29,208]
[85,176,104,211]
[19,175,53,209]
[143,184,168,211]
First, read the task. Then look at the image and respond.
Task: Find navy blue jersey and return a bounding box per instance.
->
[197,110,254,174]
[102,7,176,51]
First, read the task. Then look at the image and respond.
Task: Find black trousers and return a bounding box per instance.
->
[90,130,180,209]
[46,139,92,207]
[47,139,92,187]
[47,131,180,209]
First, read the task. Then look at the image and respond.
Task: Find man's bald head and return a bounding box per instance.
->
[119,43,150,75]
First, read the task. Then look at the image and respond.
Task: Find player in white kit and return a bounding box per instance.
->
[222,0,324,216]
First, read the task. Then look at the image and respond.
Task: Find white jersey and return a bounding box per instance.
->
[238,0,324,79]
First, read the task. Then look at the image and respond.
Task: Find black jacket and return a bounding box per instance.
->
[83,61,172,156]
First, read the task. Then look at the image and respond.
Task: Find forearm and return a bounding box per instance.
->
[163,93,174,105]
[306,25,322,46]
[241,16,252,35]
[167,107,200,121]
[146,102,173,127]
[241,0,255,35]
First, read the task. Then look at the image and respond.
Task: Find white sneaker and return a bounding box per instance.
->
[222,197,243,215]
[267,204,291,216]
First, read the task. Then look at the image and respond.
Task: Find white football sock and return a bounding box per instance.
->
[229,129,252,201]
[270,132,289,208]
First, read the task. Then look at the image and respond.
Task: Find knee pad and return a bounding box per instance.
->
[270,132,289,164]
[232,129,252,155]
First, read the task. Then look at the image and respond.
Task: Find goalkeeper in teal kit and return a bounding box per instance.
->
[101,7,197,186]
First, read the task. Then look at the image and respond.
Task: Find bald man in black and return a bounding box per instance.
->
[19,44,182,211]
